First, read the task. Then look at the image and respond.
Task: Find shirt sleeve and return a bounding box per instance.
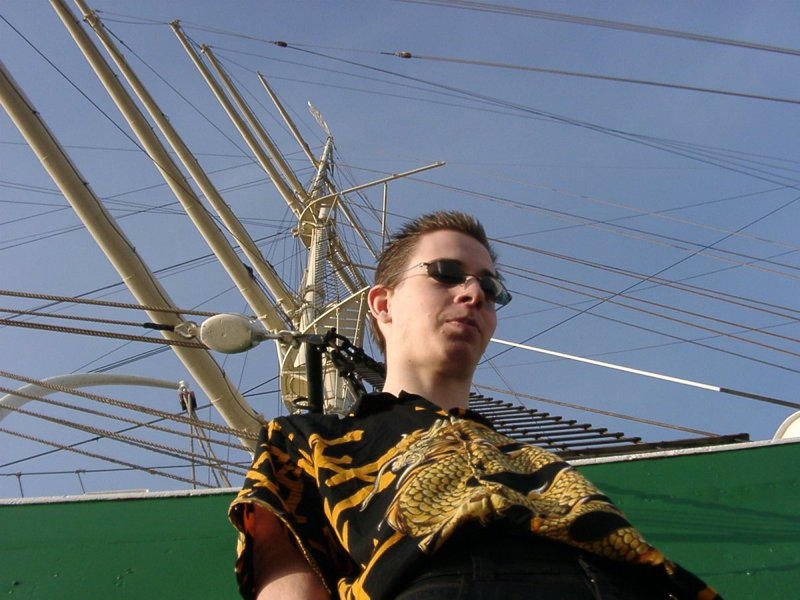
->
[228,418,354,598]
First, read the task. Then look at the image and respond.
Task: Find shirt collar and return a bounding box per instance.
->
[350,390,495,429]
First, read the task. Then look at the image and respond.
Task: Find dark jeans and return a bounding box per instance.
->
[394,524,673,600]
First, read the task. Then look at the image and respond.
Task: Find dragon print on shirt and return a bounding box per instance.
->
[360,415,664,565]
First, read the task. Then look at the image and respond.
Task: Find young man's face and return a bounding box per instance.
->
[376,229,499,379]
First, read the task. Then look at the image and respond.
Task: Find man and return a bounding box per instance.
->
[229,211,722,600]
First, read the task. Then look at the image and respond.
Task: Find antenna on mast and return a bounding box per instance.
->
[308,102,331,136]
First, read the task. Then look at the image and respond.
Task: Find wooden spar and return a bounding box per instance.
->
[170,22,306,219]
[258,72,318,168]
[310,162,446,206]
[0,56,261,448]
[72,0,298,327]
[174,19,443,297]
[201,45,309,205]
[57,0,286,336]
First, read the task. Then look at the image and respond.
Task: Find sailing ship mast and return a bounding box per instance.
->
[0,55,261,448]
[3,0,443,442]
[168,25,443,413]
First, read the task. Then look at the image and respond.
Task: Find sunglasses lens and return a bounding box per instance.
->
[479,278,500,303]
[484,278,511,307]
[427,260,466,285]
[427,260,511,307]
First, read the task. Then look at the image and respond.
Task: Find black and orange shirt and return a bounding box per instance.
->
[228,391,719,600]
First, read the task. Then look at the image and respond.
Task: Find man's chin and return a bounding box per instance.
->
[439,341,484,371]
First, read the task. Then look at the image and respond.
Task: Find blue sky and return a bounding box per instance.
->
[2,1,799,497]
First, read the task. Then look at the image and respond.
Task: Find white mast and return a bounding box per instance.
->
[171,29,444,411]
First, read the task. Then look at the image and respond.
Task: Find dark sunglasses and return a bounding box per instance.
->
[402,259,512,308]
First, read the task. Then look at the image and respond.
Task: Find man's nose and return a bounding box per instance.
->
[457,276,485,305]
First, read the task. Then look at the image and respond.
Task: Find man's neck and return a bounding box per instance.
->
[381,372,472,411]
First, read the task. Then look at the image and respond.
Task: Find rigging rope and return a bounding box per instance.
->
[410,177,800,279]
[100,5,800,59]
[386,51,800,107]
[507,266,800,354]
[0,385,244,454]
[0,288,218,316]
[200,31,800,189]
[0,318,207,349]
[1,402,248,477]
[402,0,800,58]
[1,306,176,330]
[0,426,216,489]
[0,370,258,440]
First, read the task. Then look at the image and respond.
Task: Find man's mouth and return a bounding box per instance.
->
[448,316,480,333]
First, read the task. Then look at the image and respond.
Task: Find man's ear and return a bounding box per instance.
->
[368,285,391,324]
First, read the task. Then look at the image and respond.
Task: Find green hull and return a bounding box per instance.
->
[3,439,798,599]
